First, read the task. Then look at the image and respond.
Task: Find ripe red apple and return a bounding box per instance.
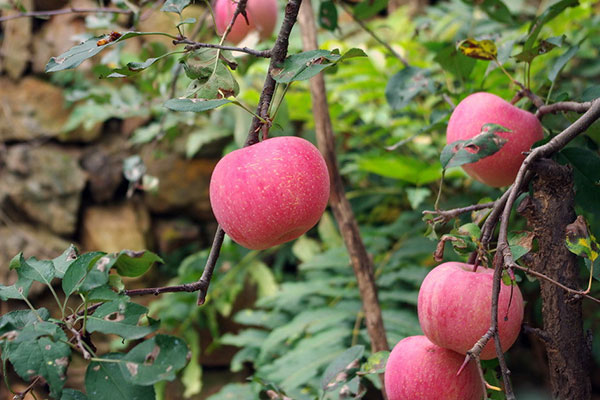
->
[418,262,524,360]
[446,92,543,187]
[214,0,278,44]
[385,335,483,400]
[209,136,330,250]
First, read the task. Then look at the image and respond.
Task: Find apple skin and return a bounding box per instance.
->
[209,136,330,250]
[446,92,543,187]
[418,262,524,360]
[214,0,278,44]
[384,335,483,400]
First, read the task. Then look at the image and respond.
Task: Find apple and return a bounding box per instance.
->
[418,262,524,360]
[446,92,543,187]
[209,136,330,250]
[214,0,278,44]
[385,335,483,400]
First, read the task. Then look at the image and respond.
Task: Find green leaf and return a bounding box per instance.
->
[248,261,278,299]
[164,98,232,112]
[181,330,202,398]
[508,231,535,261]
[62,252,105,296]
[61,389,88,400]
[565,216,598,262]
[19,256,55,286]
[206,383,255,400]
[0,276,33,301]
[321,345,364,391]
[433,44,476,80]
[0,309,50,336]
[359,351,389,375]
[513,35,565,63]
[161,0,191,14]
[476,0,514,24]
[457,38,497,60]
[177,17,197,27]
[385,67,431,110]
[318,1,338,31]
[523,0,578,55]
[7,324,70,398]
[86,300,160,340]
[120,335,189,385]
[271,49,367,83]
[52,245,79,279]
[102,51,181,78]
[440,124,509,169]
[46,32,175,73]
[85,353,155,400]
[9,252,22,270]
[87,285,124,302]
[353,0,388,19]
[114,250,163,278]
[557,147,600,213]
[548,45,579,83]
[184,62,240,99]
[358,154,441,184]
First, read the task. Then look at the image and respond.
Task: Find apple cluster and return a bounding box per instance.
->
[209,136,330,250]
[385,262,524,399]
[214,0,278,44]
[446,92,543,187]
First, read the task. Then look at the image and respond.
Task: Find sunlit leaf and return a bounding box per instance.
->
[565,216,598,262]
[457,38,497,61]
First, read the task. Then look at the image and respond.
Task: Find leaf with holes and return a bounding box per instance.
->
[321,345,363,391]
[114,250,163,278]
[440,124,510,169]
[164,98,232,112]
[457,38,497,61]
[318,1,338,31]
[46,32,174,72]
[5,322,70,399]
[359,350,389,375]
[86,353,155,400]
[513,35,565,63]
[385,67,432,110]
[0,309,50,336]
[271,48,366,83]
[52,245,79,279]
[566,216,599,262]
[62,252,106,296]
[0,276,33,301]
[120,335,189,385]
[86,300,159,340]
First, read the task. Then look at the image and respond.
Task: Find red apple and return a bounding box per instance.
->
[446,92,543,187]
[209,136,330,250]
[384,335,483,400]
[418,262,524,360]
[214,0,278,44]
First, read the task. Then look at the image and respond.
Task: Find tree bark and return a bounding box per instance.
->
[517,158,591,400]
[297,1,389,397]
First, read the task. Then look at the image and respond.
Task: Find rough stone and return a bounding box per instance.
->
[142,149,218,220]
[153,218,201,254]
[0,77,102,142]
[81,201,151,253]
[1,144,87,235]
[81,146,125,203]
[0,0,33,79]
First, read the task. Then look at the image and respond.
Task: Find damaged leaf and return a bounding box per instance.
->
[440,123,510,169]
[86,353,155,400]
[566,216,599,262]
[457,38,498,61]
[86,300,159,340]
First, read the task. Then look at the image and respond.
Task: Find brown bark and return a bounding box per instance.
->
[517,158,591,400]
[297,1,389,397]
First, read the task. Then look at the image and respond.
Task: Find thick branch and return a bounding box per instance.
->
[298,1,389,397]
[0,7,131,22]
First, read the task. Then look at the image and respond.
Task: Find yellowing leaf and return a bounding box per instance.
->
[457,39,498,61]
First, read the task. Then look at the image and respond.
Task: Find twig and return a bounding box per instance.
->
[0,7,132,22]
[423,201,495,225]
[536,100,593,119]
[66,326,91,360]
[11,376,41,400]
[510,88,544,109]
[512,264,600,304]
[174,38,272,58]
[338,1,409,68]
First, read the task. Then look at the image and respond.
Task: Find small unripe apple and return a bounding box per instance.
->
[214,0,278,44]
[446,92,543,187]
[385,335,483,400]
[209,136,330,250]
[418,262,524,360]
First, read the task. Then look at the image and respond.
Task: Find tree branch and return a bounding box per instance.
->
[423,201,495,225]
[536,100,593,119]
[174,38,272,58]
[0,7,132,22]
